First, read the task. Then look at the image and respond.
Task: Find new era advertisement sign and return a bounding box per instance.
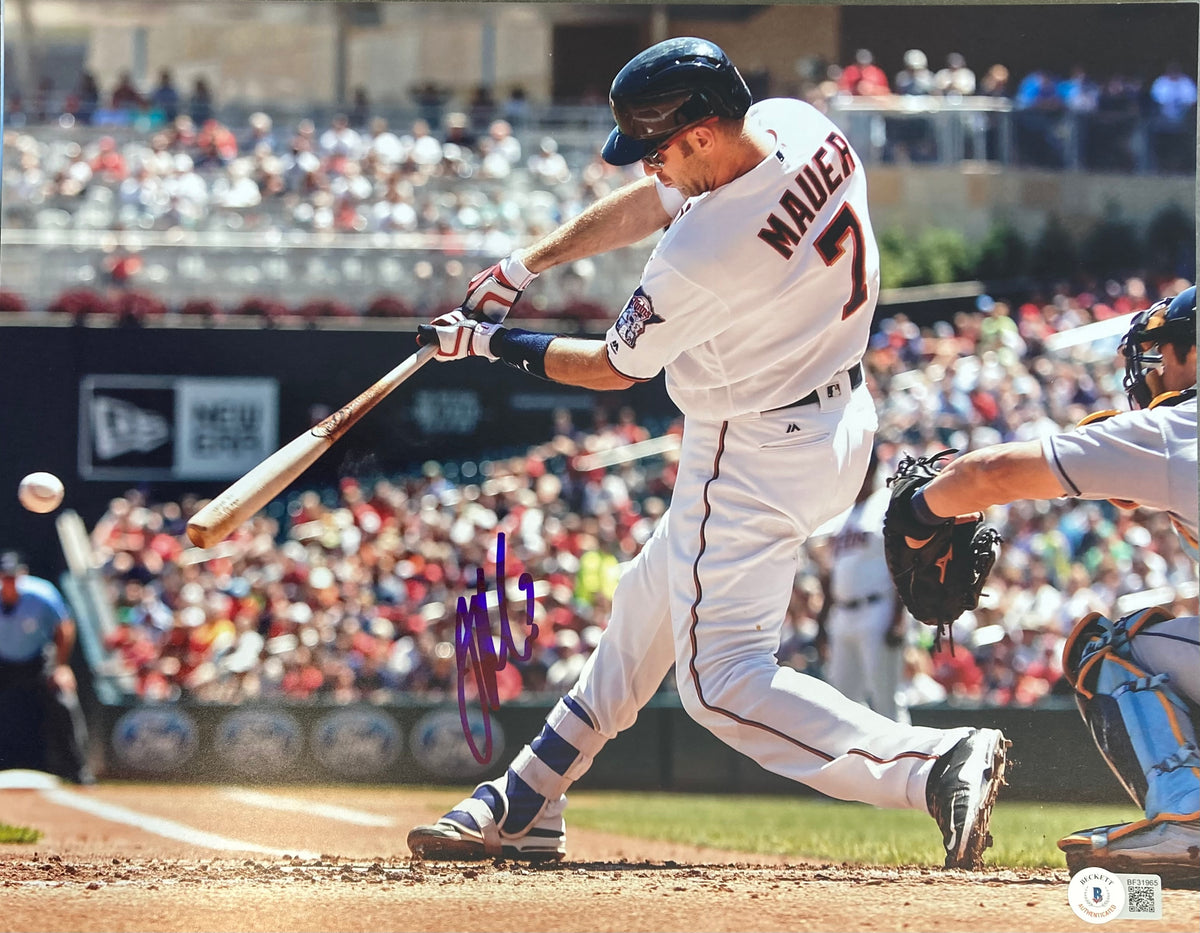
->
[80,376,279,480]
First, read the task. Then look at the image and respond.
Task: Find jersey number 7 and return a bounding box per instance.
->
[815,204,868,319]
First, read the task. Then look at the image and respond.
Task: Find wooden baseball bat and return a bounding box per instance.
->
[186,344,437,549]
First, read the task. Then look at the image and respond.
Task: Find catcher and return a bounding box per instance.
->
[883,286,1198,885]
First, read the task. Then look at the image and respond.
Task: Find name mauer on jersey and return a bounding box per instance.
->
[758,130,857,260]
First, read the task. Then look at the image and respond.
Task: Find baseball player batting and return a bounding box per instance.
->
[408,37,1008,870]
[884,287,1198,884]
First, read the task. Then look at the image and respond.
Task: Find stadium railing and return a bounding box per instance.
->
[5,95,1188,173]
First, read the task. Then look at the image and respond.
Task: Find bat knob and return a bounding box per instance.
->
[185,521,211,548]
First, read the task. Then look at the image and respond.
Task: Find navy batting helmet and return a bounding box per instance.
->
[1121,285,1196,408]
[601,37,753,166]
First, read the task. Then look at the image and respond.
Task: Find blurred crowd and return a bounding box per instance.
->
[1,104,634,244]
[95,406,667,706]
[802,48,1195,170]
[810,45,1194,121]
[86,276,1198,712]
[3,52,1193,247]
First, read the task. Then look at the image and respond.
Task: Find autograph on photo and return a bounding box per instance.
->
[454,531,539,763]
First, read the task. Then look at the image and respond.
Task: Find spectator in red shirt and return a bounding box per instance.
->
[195,119,238,168]
[89,136,128,183]
[839,49,890,96]
[932,639,985,700]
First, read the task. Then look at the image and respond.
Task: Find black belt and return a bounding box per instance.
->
[836,593,886,610]
[765,363,863,413]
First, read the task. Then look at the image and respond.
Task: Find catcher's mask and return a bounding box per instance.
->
[1120,285,1196,409]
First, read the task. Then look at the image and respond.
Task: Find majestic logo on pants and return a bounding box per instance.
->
[615,288,664,349]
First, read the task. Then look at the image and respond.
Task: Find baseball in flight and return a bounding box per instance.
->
[18,472,65,514]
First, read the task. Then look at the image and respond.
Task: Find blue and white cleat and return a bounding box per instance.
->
[407,781,567,862]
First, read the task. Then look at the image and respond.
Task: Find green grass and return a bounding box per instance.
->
[0,822,42,844]
[564,792,1142,869]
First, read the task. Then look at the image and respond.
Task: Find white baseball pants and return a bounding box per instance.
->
[565,385,966,811]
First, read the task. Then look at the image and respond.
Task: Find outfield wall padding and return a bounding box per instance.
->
[95,697,1126,804]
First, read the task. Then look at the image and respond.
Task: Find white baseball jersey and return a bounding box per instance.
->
[1043,395,1199,559]
[605,98,881,419]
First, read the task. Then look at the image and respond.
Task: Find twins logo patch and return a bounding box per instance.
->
[615,288,664,349]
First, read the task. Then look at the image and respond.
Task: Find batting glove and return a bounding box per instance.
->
[462,253,537,323]
[416,310,502,362]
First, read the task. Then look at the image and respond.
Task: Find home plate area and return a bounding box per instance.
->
[1,782,1197,933]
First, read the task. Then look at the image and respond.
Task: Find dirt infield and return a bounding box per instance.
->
[1,783,1196,933]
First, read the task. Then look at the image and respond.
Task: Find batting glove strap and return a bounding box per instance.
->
[416,318,501,362]
[498,253,538,290]
[469,321,502,360]
[463,254,538,323]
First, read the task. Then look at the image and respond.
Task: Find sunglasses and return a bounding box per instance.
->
[641,117,717,168]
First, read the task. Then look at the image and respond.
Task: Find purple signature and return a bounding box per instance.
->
[455,531,538,764]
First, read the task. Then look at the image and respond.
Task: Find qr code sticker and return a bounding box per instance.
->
[1118,873,1162,920]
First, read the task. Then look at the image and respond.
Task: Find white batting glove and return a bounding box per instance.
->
[462,253,537,323]
[416,311,502,362]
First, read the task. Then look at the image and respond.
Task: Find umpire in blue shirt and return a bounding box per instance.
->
[0,551,92,783]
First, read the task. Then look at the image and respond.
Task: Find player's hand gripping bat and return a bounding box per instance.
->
[186,344,437,548]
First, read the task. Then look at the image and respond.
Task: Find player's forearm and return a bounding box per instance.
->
[519,176,671,274]
[922,441,1067,518]
[544,338,635,390]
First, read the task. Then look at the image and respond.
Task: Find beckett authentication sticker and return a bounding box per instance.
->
[1069,868,1125,924]
[1068,868,1165,923]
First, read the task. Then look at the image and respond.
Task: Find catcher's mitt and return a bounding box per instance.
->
[883,449,1002,651]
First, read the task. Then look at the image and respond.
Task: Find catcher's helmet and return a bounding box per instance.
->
[601,37,753,166]
[1121,285,1197,408]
